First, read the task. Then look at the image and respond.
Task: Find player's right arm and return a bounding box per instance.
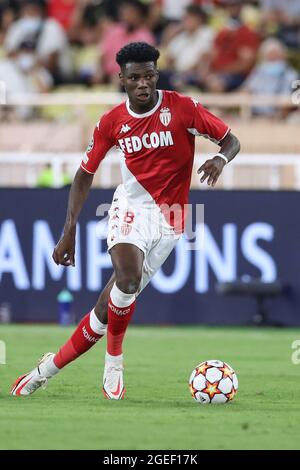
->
[52,167,94,267]
[52,113,114,267]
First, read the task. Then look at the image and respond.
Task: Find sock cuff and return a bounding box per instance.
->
[89,309,107,335]
[110,283,136,308]
[40,355,60,378]
[105,351,123,364]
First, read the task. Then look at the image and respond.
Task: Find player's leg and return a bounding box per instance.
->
[51,274,116,370]
[137,233,180,295]
[102,232,180,400]
[94,273,115,324]
[10,275,115,396]
[102,243,144,399]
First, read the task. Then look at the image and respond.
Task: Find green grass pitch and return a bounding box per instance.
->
[1,324,300,450]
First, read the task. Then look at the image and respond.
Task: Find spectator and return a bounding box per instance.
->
[100,0,155,84]
[199,0,260,92]
[154,0,194,47]
[243,38,298,117]
[138,1,216,45]
[4,0,72,84]
[100,0,126,22]
[0,40,53,119]
[36,163,72,188]
[155,0,194,23]
[47,0,77,31]
[164,5,214,89]
[261,0,300,49]
[48,0,104,43]
[0,1,18,45]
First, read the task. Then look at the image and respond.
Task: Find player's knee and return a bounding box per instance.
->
[116,273,142,294]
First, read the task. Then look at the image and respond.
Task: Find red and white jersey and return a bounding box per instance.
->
[81,90,230,230]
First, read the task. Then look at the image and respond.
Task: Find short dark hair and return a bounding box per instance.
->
[185,5,208,23]
[20,0,46,12]
[116,42,160,68]
[120,0,149,17]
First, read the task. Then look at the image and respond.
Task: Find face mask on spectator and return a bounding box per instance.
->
[227,18,242,30]
[19,17,43,36]
[17,53,36,72]
[261,61,286,76]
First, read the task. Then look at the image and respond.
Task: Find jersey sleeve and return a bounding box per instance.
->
[182,96,230,144]
[81,112,114,175]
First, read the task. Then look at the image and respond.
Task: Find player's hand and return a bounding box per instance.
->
[197,156,226,187]
[52,227,76,267]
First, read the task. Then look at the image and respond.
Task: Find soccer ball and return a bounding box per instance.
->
[189,360,238,404]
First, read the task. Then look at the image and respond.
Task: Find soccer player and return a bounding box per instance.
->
[11,42,240,399]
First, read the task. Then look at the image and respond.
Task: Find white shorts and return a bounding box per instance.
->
[107,185,181,294]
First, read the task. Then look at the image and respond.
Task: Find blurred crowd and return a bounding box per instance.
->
[0,0,299,119]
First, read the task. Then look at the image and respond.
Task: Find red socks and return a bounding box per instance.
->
[52,283,137,370]
[53,309,106,369]
[107,283,136,356]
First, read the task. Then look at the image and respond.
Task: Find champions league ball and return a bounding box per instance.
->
[189,360,238,404]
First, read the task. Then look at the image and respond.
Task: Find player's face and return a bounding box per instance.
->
[119,62,159,112]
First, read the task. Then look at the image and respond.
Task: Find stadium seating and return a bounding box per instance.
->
[1,115,298,189]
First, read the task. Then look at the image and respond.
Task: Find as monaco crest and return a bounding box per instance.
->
[160,107,171,127]
[121,224,132,236]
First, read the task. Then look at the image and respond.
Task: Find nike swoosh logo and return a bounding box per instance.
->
[15,376,31,396]
[111,378,121,397]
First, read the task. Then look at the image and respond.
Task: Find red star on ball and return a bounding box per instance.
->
[196,363,212,376]
[189,383,197,398]
[202,380,222,399]
[226,387,237,401]
[219,365,234,379]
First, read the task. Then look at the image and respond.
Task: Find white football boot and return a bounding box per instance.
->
[11,352,55,396]
[102,359,126,400]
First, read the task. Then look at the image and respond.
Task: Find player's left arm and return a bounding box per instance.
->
[197,131,240,187]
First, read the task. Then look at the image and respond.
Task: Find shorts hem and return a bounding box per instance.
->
[107,240,147,256]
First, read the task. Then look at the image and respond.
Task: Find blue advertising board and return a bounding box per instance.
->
[0,189,299,325]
